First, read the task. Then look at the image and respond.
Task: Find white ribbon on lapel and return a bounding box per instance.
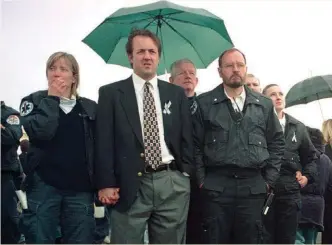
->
[163,101,172,115]
[292,132,297,143]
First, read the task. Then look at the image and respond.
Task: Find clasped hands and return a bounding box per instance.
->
[98,188,120,205]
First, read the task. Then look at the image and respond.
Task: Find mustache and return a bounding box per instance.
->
[231,74,241,79]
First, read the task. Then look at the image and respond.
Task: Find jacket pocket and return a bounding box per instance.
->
[248,133,269,166]
[202,216,218,244]
[250,184,267,195]
[204,129,229,164]
[281,151,301,172]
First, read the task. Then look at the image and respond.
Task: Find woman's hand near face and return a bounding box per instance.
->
[48,78,70,97]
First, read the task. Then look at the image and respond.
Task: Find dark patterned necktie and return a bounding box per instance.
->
[143,81,162,169]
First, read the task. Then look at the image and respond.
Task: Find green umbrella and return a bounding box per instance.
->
[82,0,234,75]
[285,75,332,116]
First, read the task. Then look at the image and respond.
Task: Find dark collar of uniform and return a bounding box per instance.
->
[210,84,261,105]
[1,101,4,107]
[188,93,197,101]
[285,113,299,125]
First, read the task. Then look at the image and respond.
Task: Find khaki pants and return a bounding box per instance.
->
[111,169,190,244]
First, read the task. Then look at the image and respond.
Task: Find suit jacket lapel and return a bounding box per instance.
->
[158,80,172,142]
[119,77,144,146]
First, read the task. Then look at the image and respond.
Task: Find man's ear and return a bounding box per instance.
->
[128,54,133,67]
[169,76,174,83]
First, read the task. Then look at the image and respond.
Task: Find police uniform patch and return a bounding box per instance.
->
[6,115,20,125]
[20,101,34,116]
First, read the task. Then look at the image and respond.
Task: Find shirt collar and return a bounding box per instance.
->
[279,114,286,126]
[132,73,158,92]
[60,94,76,101]
[224,86,246,102]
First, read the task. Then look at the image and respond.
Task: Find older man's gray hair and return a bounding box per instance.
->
[169,59,196,77]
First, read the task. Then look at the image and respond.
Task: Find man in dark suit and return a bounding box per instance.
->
[95,29,193,244]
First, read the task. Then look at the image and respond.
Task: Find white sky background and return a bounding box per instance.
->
[1,0,331,129]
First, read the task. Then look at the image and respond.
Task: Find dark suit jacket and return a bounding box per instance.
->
[95,76,193,212]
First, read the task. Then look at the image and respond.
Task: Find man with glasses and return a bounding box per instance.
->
[193,48,285,244]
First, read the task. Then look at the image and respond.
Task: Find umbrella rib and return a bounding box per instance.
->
[166,16,233,45]
[108,17,153,25]
[168,16,215,29]
[160,18,207,66]
[143,10,184,18]
[105,11,184,25]
[143,18,158,29]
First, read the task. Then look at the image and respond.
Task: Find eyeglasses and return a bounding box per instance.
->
[221,62,246,70]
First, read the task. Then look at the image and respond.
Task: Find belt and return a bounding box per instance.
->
[144,161,177,173]
[210,167,261,178]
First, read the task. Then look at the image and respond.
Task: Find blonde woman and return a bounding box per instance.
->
[322,119,332,244]
[19,52,97,244]
[322,119,332,160]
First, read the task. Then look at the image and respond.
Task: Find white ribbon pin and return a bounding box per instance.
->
[292,132,297,143]
[163,101,171,115]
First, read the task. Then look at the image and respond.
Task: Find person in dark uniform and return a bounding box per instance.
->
[169,58,202,244]
[295,127,332,244]
[1,100,23,244]
[19,139,29,174]
[193,48,285,244]
[19,52,97,244]
[262,84,317,244]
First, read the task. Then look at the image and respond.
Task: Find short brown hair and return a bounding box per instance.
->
[218,48,246,67]
[46,51,80,97]
[126,29,162,57]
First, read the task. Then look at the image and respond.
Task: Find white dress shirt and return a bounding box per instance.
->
[224,87,246,112]
[132,73,174,164]
[279,115,286,133]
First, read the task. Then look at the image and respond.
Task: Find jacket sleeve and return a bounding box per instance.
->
[327,157,332,194]
[179,90,194,175]
[94,86,117,189]
[1,110,23,145]
[192,100,205,186]
[264,105,285,188]
[299,125,318,184]
[20,94,60,142]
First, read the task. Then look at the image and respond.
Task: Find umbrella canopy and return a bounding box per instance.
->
[82,0,234,75]
[285,75,332,108]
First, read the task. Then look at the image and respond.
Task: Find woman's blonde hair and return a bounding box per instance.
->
[322,119,332,146]
[46,51,80,97]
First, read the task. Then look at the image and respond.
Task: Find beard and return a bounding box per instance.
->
[224,75,245,88]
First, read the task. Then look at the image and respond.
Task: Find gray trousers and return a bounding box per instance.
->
[111,169,190,244]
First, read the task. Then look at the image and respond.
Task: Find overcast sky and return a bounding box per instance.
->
[1,0,331,129]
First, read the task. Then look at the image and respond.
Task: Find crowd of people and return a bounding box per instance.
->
[1,28,332,244]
